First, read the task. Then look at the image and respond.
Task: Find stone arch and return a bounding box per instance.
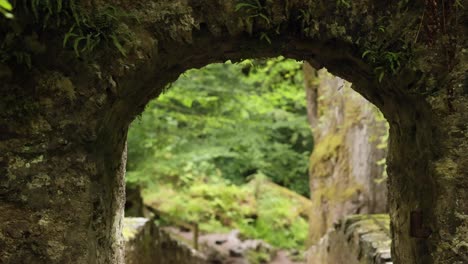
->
[0,1,466,264]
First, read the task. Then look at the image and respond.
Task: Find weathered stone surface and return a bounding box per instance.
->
[305,68,388,244]
[306,214,392,264]
[0,1,466,263]
[123,217,206,264]
[198,230,275,264]
[125,184,144,217]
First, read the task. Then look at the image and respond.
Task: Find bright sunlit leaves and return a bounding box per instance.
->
[0,0,13,18]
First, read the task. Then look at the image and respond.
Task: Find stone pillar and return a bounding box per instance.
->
[385,62,468,263]
[0,69,126,263]
[306,69,388,245]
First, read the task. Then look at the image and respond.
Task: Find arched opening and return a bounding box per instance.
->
[121,56,391,263]
[0,1,465,264]
[98,34,412,262]
[90,31,457,263]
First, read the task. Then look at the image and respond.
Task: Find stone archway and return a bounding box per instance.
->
[0,1,466,263]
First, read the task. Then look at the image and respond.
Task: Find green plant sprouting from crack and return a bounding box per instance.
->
[0,0,13,18]
[0,0,135,67]
[336,0,351,8]
[360,23,414,83]
[27,0,135,57]
[297,8,318,38]
[362,50,404,83]
[235,0,271,25]
[235,0,272,44]
[63,5,135,57]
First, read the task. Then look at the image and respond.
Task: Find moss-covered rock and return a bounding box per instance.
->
[307,214,392,264]
[307,69,388,245]
[123,217,207,264]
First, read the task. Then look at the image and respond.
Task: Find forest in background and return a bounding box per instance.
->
[126,57,314,250]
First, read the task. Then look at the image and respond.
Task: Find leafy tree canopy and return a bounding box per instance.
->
[127,57,313,196]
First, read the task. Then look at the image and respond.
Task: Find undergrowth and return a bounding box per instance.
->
[143,174,309,251]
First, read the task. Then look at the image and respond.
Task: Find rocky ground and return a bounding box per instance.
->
[163,227,305,264]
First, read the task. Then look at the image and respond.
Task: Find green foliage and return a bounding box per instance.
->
[0,0,74,66]
[0,35,32,67]
[336,0,351,8]
[373,108,389,183]
[145,175,309,250]
[297,9,312,35]
[362,49,404,82]
[127,57,312,196]
[0,0,13,18]
[235,0,271,25]
[149,178,254,231]
[0,0,133,67]
[356,5,415,84]
[14,0,82,28]
[454,0,464,8]
[246,250,271,264]
[259,32,271,44]
[236,179,309,249]
[127,58,312,251]
[62,5,134,57]
[235,0,274,43]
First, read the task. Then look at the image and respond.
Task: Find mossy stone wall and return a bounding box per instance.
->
[0,1,465,263]
[307,70,388,244]
[307,214,392,264]
[123,217,206,264]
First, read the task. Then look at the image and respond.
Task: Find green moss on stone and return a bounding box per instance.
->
[309,133,344,178]
[435,158,458,179]
[123,218,149,241]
